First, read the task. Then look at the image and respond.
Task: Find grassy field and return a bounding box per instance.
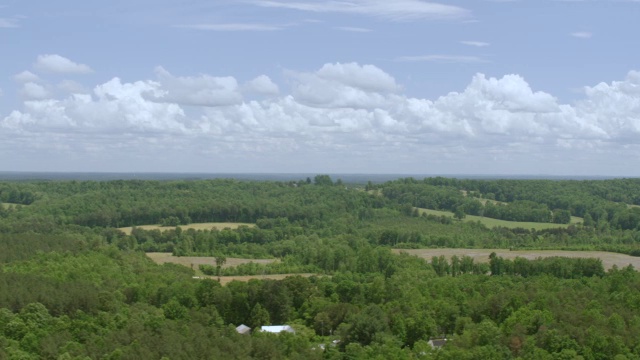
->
[416,208,582,230]
[393,248,640,270]
[146,253,322,285]
[1,203,25,209]
[209,273,320,285]
[118,222,255,235]
[146,252,276,272]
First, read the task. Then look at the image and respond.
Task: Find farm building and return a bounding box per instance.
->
[428,338,448,349]
[260,325,295,334]
[235,324,251,335]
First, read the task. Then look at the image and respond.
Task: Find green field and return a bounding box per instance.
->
[417,207,582,230]
[1,203,24,210]
[393,248,640,270]
[118,222,255,235]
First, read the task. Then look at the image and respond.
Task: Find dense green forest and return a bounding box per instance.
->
[2,176,640,359]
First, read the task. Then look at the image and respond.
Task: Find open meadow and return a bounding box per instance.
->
[416,207,582,230]
[146,253,322,284]
[118,222,255,235]
[146,252,276,270]
[393,248,640,270]
[210,273,321,285]
[1,203,24,210]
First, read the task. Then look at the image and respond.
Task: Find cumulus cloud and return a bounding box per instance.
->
[252,0,470,21]
[244,75,280,96]
[13,71,40,83]
[149,66,243,107]
[577,70,640,140]
[2,63,640,174]
[287,62,400,109]
[20,82,51,100]
[34,54,93,74]
[4,78,187,135]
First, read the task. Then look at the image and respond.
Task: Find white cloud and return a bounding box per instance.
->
[252,0,470,21]
[577,70,640,140]
[20,82,51,100]
[395,54,488,63]
[175,23,283,31]
[149,66,243,107]
[244,75,280,96]
[460,40,490,47]
[571,31,592,39]
[315,63,399,92]
[4,78,188,135]
[34,54,93,74]
[333,26,373,32]
[287,62,400,108]
[13,71,40,83]
[3,64,640,174]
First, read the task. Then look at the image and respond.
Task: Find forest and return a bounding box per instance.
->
[2,175,640,359]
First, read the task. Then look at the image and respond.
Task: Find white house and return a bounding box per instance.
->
[260,325,295,334]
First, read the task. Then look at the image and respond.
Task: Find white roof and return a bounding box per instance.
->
[260,325,295,333]
[236,324,251,334]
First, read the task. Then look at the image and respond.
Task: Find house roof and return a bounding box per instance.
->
[260,325,295,334]
[235,324,251,334]
[428,338,448,348]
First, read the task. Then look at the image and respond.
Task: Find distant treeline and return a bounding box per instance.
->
[379,177,640,229]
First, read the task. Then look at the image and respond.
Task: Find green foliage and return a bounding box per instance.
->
[1,177,640,358]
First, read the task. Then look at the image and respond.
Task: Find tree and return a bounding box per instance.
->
[249,303,270,329]
[454,207,466,220]
[552,209,571,224]
[345,305,389,346]
[314,175,333,186]
[162,298,188,320]
[215,255,227,277]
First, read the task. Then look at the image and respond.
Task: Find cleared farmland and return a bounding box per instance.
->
[118,222,255,235]
[1,203,25,209]
[146,253,324,284]
[146,252,276,270]
[416,207,582,230]
[393,248,640,270]
[208,273,321,285]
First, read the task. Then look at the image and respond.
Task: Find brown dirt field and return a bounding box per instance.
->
[146,253,277,270]
[118,222,255,235]
[393,248,640,270]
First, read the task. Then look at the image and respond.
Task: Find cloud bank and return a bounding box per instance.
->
[2,61,640,174]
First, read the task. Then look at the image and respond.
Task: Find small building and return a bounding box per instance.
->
[428,338,448,349]
[235,324,251,335]
[260,325,295,334]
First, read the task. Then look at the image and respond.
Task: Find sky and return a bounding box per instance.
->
[1,0,639,176]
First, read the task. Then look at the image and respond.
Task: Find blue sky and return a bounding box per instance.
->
[1,0,639,175]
